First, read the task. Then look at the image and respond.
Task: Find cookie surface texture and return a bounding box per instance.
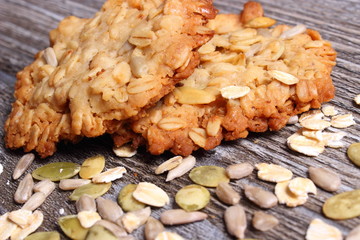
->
[5,0,217,157]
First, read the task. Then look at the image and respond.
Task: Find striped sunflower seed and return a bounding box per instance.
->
[33,179,56,197]
[13,153,35,180]
[69,182,112,201]
[14,173,34,204]
[77,211,101,228]
[95,220,127,238]
[58,215,88,240]
[175,184,210,211]
[155,156,183,175]
[11,210,44,240]
[121,207,151,233]
[25,231,60,240]
[76,194,97,213]
[244,184,278,209]
[252,211,279,231]
[32,162,81,181]
[59,179,91,190]
[226,163,254,179]
[189,166,230,187]
[118,184,146,212]
[308,167,341,192]
[215,182,241,205]
[85,225,118,240]
[133,182,169,207]
[166,155,196,182]
[145,217,165,240]
[22,192,46,211]
[92,167,126,183]
[224,204,247,239]
[79,155,105,179]
[96,197,123,222]
[160,209,207,225]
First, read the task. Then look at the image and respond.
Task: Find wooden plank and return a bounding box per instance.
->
[0,0,359,239]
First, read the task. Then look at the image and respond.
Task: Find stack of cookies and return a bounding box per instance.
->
[4,0,336,158]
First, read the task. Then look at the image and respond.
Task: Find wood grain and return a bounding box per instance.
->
[0,0,359,239]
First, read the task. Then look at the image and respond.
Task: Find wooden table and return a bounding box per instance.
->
[0,0,359,239]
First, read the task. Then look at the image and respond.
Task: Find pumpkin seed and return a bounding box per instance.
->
[58,215,88,240]
[347,142,360,167]
[86,225,118,240]
[32,162,81,181]
[189,166,229,187]
[117,184,146,212]
[175,184,210,211]
[323,189,360,220]
[25,231,60,240]
[69,183,111,201]
[79,155,105,179]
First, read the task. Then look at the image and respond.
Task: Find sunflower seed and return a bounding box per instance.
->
[252,211,279,231]
[76,194,97,213]
[33,179,56,197]
[25,231,60,240]
[244,184,278,208]
[13,153,35,180]
[166,155,196,182]
[32,162,81,182]
[92,167,127,183]
[43,47,58,67]
[79,155,105,179]
[308,167,341,192]
[0,213,18,240]
[145,217,165,240]
[85,225,118,240]
[216,182,241,205]
[133,182,169,207]
[11,210,44,240]
[189,166,230,187]
[155,156,183,175]
[224,204,247,239]
[175,184,210,211]
[226,162,254,179]
[8,209,32,228]
[155,232,185,240]
[95,220,127,238]
[113,144,137,158]
[305,218,342,240]
[96,197,123,222]
[118,184,146,212]
[58,215,89,240]
[59,179,91,190]
[77,211,101,228]
[323,189,360,220]
[347,142,360,167]
[69,182,112,201]
[347,224,360,240]
[160,209,207,225]
[14,173,34,204]
[121,207,151,233]
[22,192,46,211]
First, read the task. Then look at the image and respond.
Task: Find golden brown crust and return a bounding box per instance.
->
[5,0,217,157]
[113,5,336,156]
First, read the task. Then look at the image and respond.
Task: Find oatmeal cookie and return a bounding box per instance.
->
[113,3,336,156]
[5,0,217,157]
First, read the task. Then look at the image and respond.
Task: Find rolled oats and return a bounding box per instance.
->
[300,118,331,131]
[287,131,325,156]
[12,153,35,180]
[301,129,323,141]
[77,211,101,228]
[275,181,308,207]
[160,209,207,225]
[157,118,186,131]
[224,204,247,239]
[244,184,278,209]
[252,211,279,231]
[288,177,317,196]
[166,155,196,182]
[305,218,342,240]
[331,114,356,128]
[11,210,44,240]
[133,182,169,207]
[268,70,299,85]
[299,110,324,123]
[121,207,151,233]
[155,156,183,175]
[8,209,32,229]
[0,213,18,240]
[323,131,346,148]
[220,86,251,99]
[255,163,293,182]
[92,166,127,183]
[14,173,34,204]
[308,166,341,192]
[322,106,338,116]
[113,145,137,158]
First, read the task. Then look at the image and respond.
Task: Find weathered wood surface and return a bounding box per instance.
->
[0,0,359,239]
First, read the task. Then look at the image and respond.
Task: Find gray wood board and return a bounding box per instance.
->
[0,0,359,239]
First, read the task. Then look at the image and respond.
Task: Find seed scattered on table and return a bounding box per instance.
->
[133,182,169,207]
[225,162,254,179]
[347,142,360,167]
[175,184,210,211]
[288,177,317,196]
[189,165,229,187]
[121,207,151,233]
[59,179,91,190]
[77,211,101,228]
[252,211,279,231]
[330,114,356,128]
[215,182,241,205]
[118,184,146,212]
[13,153,35,180]
[244,184,278,209]
[25,231,60,240]
[355,94,360,105]
[308,167,341,192]
[255,163,293,182]
[76,194,97,213]
[22,192,47,211]
[96,197,123,222]
[166,155,196,182]
[160,209,208,225]
[305,218,342,240]
[32,162,81,181]
[58,215,89,240]
[69,182,112,201]
[86,225,118,240]
[155,231,185,240]
[323,189,360,220]
[79,155,105,179]
[224,204,247,239]
[33,179,56,197]
[145,217,165,240]
[92,166,126,183]
[8,209,32,228]
[322,105,338,116]
[155,156,183,175]
[14,173,34,204]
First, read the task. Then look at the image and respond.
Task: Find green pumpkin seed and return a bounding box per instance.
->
[70,183,111,201]
[175,184,210,211]
[79,155,105,179]
[85,225,118,240]
[58,215,88,240]
[32,162,80,181]
[25,232,60,240]
[323,189,360,219]
[347,142,360,167]
[189,166,230,187]
[117,184,146,212]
